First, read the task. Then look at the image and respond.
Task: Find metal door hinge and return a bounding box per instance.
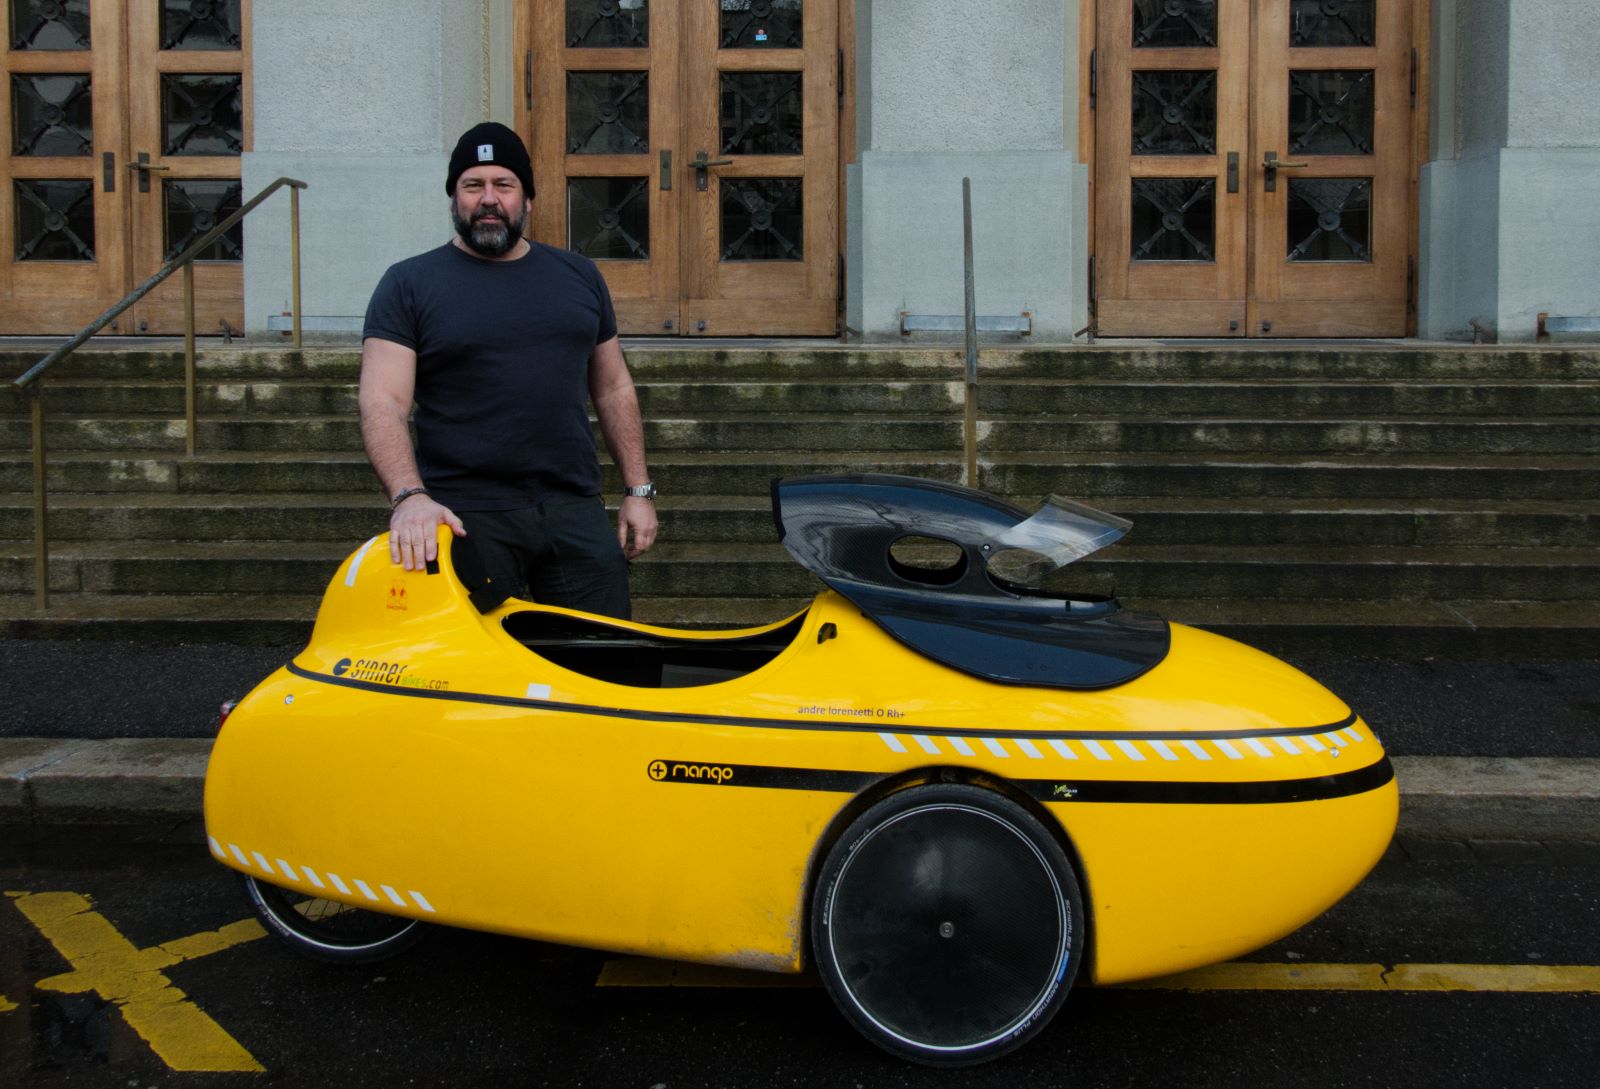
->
[1087,253,1097,312]
[1089,49,1097,111]
[837,255,845,303]
[524,50,533,111]
[838,48,845,110]
[1410,48,1418,109]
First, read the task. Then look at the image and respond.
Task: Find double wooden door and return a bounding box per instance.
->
[524,0,840,336]
[1,0,247,335]
[1094,0,1416,337]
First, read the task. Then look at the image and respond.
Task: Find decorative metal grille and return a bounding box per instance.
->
[9,0,91,50]
[1131,70,1216,155]
[567,0,648,48]
[161,73,243,155]
[161,0,242,50]
[164,179,242,260]
[567,71,650,154]
[720,0,802,49]
[568,177,650,259]
[1131,178,1215,261]
[1288,69,1374,155]
[14,179,94,260]
[11,74,93,156]
[1290,0,1375,47]
[719,72,802,155]
[1132,0,1217,48]
[1287,178,1371,262]
[721,177,802,260]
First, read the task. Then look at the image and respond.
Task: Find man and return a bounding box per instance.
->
[359,121,656,619]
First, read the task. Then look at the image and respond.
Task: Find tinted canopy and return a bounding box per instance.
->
[773,474,1170,690]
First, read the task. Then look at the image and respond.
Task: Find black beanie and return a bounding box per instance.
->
[446,122,535,199]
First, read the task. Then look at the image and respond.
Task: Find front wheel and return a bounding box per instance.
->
[244,876,425,965]
[810,783,1084,1066]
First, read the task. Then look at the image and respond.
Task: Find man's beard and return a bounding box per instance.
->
[452,201,525,257]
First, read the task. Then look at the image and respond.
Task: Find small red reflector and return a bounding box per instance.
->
[218,700,238,728]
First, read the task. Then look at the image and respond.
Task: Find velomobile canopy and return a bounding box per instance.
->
[773,474,1170,689]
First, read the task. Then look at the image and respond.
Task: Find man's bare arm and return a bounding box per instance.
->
[588,335,658,558]
[358,336,464,570]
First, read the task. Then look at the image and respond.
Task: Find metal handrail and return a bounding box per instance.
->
[11,176,308,610]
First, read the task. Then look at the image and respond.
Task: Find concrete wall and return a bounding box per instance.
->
[1420,0,1600,342]
[847,0,1086,342]
[241,0,506,337]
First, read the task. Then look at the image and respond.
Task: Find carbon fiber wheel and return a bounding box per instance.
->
[244,876,424,965]
[811,784,1083,1065]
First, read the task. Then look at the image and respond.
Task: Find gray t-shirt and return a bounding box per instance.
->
[363,241,619,509]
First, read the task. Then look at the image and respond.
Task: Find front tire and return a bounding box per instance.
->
[810,783,1084,1066]
[244,876,425,965]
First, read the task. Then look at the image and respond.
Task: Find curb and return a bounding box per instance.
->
[0,740,1596,840]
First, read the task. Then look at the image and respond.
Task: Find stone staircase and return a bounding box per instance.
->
[2,343,1597,655]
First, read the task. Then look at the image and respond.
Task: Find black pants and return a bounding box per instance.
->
[455,495,631,619]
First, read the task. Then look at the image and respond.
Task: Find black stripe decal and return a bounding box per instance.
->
[285,662,1358,743]
[646,756,1394,805]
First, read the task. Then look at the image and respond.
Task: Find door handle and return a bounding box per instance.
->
[1262,150,1308,193]
[128,152,169,193]
[692,150,733,192]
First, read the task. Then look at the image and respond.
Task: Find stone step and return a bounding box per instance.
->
[2,591,1594,659]
[11,377,1600,419]
[5,449,1596,501]
[3,493,1595,549]
[7,344,1600,384]
[5,539,1596,601]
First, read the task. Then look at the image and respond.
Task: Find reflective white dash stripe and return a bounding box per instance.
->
[1048,739,1078,759]
[327,873,351,895]
[251,852,273,872]
[913,735,941,754]
[1274,736,1303,755]
[302,867,326,890]
[879,733,908,753]
[947,736,976,756]
[982,738,1010,758]
[1181,740,1213,761]
[1014,738,1045,759]
[229,844,250,867]
[1082,740,1113,761]
[1213,738,1246,760]
[1301,733,1328,752]
[276,859,301,882]
[344,536,379,587]
[1114,740,1146,761]
[1324,732,1350,748]
[1243,738,1274,758]
[410,891,436,914]
[353,879,379,902]
[1148,739,1180,761]
[381,885,407,908]
[1343,726,1365,743]
[208,837,225,858]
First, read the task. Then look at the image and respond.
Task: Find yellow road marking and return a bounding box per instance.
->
[597,956,1600,994]
[6,891,267,1072]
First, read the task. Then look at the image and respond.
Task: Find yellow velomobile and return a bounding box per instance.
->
[205,474,1396,1065]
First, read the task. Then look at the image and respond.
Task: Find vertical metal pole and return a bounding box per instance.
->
[961,177,978,488]
[183,260,197,457]
[29,384,48,610]
[290,186,303,348]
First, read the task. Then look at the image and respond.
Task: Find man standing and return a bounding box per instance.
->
[360,122,656,619]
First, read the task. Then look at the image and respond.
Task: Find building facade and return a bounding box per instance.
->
[3,0,1596,343]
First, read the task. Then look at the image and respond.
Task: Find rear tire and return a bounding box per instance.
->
[810,783,1083,1065]
[244,876,424,965]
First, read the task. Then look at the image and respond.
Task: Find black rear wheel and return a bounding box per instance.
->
[244,876,424,965]
[810,783,1083,1065]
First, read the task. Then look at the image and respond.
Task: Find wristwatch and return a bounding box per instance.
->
[623,482,657,500]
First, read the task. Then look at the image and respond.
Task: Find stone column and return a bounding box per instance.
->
[1420,0,1600,342]
[846,0,1087,343]
[241,0,504,337]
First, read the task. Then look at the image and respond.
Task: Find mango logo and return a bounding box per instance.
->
[648,760,735,785]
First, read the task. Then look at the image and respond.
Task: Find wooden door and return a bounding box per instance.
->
[524,0,840,337]
[1093,0,1414,338]
[0,0,246,336]
[1,0,129,334]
